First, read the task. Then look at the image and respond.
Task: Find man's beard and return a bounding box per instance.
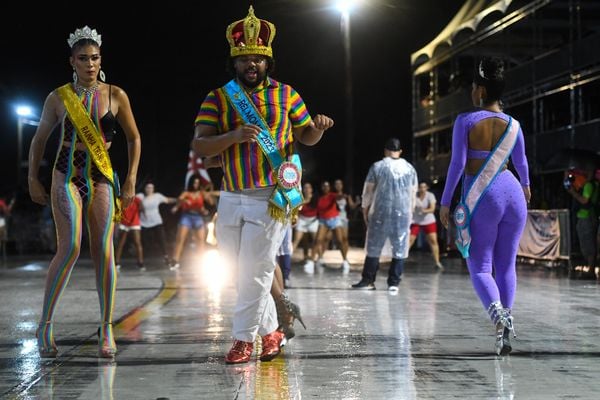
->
[237,68,267,89]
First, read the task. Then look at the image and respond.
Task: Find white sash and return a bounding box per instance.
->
[454,117,520,258]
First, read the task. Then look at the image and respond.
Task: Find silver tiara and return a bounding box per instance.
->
[478,61,487,79]
[67,26,102,48]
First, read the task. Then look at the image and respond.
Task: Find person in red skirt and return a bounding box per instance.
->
[115,195,145,271]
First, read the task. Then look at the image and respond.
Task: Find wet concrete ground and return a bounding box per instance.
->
[1,247,599,399]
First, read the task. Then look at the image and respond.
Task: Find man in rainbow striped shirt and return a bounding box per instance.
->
[191,6,334,364]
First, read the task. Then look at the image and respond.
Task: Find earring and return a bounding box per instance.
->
[479,97,484,107]
[73,71,78,84]
[99,70,106,82]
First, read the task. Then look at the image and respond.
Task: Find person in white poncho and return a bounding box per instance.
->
[352,138,418,292]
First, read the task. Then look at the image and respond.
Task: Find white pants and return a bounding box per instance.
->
[217,188,287,342]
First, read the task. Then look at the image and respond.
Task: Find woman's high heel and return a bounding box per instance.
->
[36,321,58,358]
[286,301,307,330]
[488,301,516,356]
[97,323,117,359]
[276,292,307,342]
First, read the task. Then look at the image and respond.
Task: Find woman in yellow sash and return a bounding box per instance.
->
[28,26,141,359]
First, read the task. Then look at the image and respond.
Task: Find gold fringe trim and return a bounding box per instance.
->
[268,204,301,224]
[268,204,287,223]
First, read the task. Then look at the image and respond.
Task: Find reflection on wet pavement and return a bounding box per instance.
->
[1,248,599,399]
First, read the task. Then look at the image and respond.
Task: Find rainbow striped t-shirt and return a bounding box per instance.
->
[194,77,312,191]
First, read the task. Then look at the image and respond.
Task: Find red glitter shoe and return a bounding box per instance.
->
[225,340,254,364]
[259,330,285,362]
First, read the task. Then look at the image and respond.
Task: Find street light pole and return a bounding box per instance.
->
[16,117,23,186]
[14,105,38,187]
[341,9,355,194]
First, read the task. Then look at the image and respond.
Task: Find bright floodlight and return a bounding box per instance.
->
[335,0,359,14]
[16,105,33,117]
[197,248,231,293]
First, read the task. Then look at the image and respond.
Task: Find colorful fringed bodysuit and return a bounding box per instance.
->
[37,86,118,353]
[441,110,530,314]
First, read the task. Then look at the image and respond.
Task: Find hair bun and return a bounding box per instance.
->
[481,57,505,81]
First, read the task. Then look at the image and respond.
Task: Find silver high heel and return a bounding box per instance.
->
[97,322,117,359]
[276,292,307,344]
[36,321,58,358]
[488,301,516,356]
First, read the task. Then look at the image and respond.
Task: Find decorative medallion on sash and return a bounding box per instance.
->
[454,117,520,258]
[56,83,122,222]
[277,161,301,189]
[223,79,304,222]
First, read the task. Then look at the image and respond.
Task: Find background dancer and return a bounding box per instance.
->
[138,181,176,266]
[114,194,144,271]
[168,174,214,270]
[330,179,359,256]
[293,182,319,265]
[408,181,444,270]
[304,180,350,274]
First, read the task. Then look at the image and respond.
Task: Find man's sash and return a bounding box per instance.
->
[56,84,122,222]
[223,79,303,222]
[454,117,520,258]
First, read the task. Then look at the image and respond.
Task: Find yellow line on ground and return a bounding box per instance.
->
[113,277,178,335]
[254,339,291,398]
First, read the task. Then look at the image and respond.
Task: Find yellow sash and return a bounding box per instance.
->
[56,84,122,221]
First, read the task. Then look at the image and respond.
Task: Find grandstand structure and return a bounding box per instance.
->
[411,0,600,208]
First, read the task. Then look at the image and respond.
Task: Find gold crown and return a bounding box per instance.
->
[226,6,276,58]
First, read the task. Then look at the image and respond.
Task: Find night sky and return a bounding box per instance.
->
[0,0,464,200]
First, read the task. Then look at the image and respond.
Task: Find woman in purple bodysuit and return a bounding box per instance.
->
[439,57,531,356]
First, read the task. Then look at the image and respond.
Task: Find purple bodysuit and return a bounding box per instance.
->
[441,110,530,311]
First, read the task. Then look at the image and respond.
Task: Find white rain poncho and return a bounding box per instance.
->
[361,157,418,259]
